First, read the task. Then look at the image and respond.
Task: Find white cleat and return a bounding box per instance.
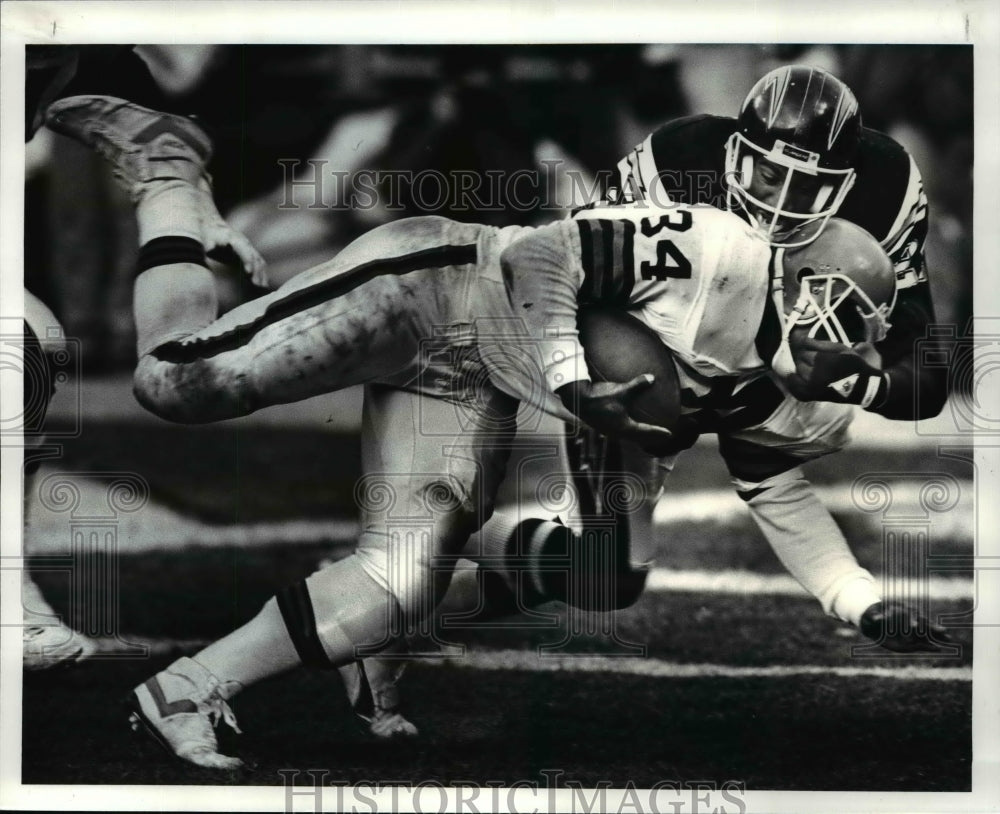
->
[366,707,420,740]
[22,621,97,670]
[340,656,419,740]
[44,95,212,201]
[129,657,245,770]
[44,95,266,281]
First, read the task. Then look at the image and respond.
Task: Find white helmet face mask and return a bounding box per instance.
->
[725,133,857,249]
[770,247,894,379]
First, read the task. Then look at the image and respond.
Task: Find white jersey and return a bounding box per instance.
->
[493,205,854,464]
[494,203,774,401]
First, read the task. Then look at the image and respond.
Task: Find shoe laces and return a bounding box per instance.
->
[193,676,243,735]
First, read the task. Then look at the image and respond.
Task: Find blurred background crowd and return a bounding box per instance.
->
[23,43,973,372]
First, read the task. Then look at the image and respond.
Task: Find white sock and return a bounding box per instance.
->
[137,180,202,245]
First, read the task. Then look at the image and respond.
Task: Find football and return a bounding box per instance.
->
[577,306,681,431]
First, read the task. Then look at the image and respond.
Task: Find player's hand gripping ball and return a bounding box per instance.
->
[577,306,682,433]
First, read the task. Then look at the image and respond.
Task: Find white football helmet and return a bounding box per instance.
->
[771,218,896,376]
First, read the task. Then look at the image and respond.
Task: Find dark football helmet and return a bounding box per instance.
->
[724,64,862,247]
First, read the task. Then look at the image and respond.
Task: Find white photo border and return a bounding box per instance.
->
[2,1,998,812]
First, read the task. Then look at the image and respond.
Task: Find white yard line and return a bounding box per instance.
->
[427,649,973,682]
[82,637,972,682]
[24,475,974,554]
[651,481,974,533]
[644,569,974,600]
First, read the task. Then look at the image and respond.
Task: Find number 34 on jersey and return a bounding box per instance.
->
[571,203,774,379]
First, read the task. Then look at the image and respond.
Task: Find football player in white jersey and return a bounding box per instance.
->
[346,65,955,737]
[363,206,946,700]
[44,90,905,769]
[431,66,953,646]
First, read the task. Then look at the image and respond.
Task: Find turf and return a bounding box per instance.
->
[22,658,970,790]
[17,420,975,791]
[41,420,975,523]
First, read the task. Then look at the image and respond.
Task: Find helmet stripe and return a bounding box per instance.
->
[796,67,817,129]
[764,65,792,128]
[828,89,860,150]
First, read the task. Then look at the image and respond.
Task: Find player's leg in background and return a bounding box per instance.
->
[21,295,98,669]
[42,95,231,360]
[434,428,663,624]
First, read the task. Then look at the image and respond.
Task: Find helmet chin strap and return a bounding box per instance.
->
[769,247,802,379]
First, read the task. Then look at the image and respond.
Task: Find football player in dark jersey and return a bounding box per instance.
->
[386,66,954,689]
[339,65,955,738]
[612,63,946,420]
[596,66,951,650]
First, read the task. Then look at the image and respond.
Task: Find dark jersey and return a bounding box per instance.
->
[612,114,928,288]
[609,114,946,421]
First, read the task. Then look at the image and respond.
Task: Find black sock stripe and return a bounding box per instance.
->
[136,236,207,276]
[151,242,477,364]
[509,517,546,557]
[276,581,335,670]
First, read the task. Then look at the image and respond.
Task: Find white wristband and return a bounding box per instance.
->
[859,374,882,409]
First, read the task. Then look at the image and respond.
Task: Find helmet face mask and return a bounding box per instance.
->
[787,271,893,345]
[726,65,862,248]
[769,218,897,379]
[724,132,857,248]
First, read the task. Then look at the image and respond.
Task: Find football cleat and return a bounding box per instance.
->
[339,657,419,740]
[129,657,245,770]
[44,95,212,202]
[22,621,97,670]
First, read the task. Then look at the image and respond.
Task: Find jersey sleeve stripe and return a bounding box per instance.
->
[619,220,636,302]
[883,153,926,245]
[577,219,637,304]
[577,219,602,301]
[598,220,617,299]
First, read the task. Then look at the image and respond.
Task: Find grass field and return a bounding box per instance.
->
[17,387,976,793]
